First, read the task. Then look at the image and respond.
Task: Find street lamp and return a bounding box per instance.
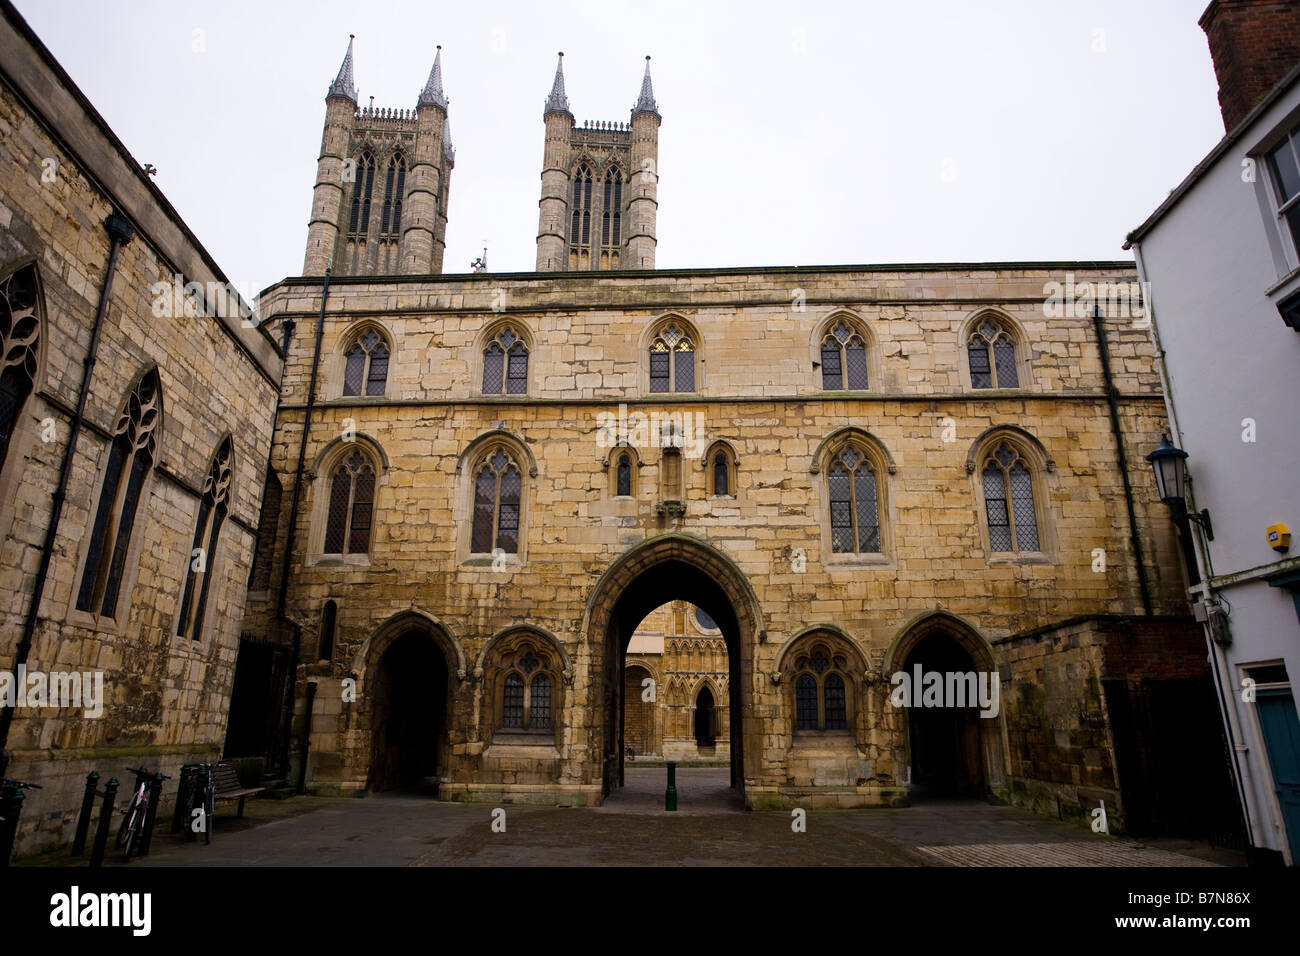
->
[1145,434,1213,540]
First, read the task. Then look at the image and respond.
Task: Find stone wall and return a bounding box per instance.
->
[246,263,1196,812]
[0,5,281,855]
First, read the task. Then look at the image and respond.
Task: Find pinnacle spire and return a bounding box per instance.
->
[544,52,570,114]
[328,35,357,101]
[632,55,658,116]
[418,45,448,109]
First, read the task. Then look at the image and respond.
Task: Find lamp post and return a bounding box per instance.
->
[1145,434,1213,586]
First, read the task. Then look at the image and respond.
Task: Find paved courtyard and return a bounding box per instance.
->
[22,769,1242,867]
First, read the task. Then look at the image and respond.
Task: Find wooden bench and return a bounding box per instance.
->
[211,762,265,818]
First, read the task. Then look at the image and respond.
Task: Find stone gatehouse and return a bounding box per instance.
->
[225,40,1233,829]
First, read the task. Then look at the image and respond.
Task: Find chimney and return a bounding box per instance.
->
[1200,0,1300,131]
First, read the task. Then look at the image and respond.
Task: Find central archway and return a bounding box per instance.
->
[583,534,763,800]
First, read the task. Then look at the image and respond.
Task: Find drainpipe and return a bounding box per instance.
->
[275,272,330,781]
[0,212,134,773]
[1090,303,1153,615]
[1130,242,1259,854]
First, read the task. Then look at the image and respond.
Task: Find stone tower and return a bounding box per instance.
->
[303,37,455,277]
[535,54,660,272]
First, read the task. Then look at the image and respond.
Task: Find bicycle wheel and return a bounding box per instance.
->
[115,792,142,848]
[120,803,143,862]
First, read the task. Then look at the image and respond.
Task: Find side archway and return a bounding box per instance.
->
[886,612,1005,798]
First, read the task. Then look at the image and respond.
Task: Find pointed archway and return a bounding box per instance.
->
[887,612,1006,800]
[356,611,462,792]
[582,534,764,801]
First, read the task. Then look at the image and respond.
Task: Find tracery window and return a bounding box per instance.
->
[482,326,529,395]
[348,150,376,237]
[968,316,1020,389]
[324,450,376,555]
[827,444,881,554]
[792,643,850,731]
[495,640,559,732]
[379,152,406,238]
[471,447,522,554]
[177,436,232,641]
[0,265,40,474]
[981,442,1039,552]
[343,328,389,397]
[820,319,869,390]
[601,167,623,248]
[570,163,593,255]
[76,370,161,617]
[648,322,695,393]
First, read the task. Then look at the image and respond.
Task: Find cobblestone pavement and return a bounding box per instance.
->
[33,769,1238,867]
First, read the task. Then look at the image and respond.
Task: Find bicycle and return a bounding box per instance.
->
[116,767,169,862]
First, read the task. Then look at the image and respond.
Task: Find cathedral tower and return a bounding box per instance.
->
[303,38,455,277]
[535,54,660,272]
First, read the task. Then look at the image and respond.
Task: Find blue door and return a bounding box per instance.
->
[1256,689,1300,860]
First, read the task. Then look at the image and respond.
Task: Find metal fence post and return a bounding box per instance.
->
[71,770,99,856]
[89,777,118,868]
[665,760,677,811]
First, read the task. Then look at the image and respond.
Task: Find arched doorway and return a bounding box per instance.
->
[694,686,716,750]
[889,614,1005,800]
[904,632,983,794]
[367,629,449,791]
[585,535,762,801]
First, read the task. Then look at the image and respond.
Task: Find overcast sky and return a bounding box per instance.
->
[16,0,1225,292]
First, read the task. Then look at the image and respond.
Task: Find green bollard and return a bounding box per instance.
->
[665,761,677,811]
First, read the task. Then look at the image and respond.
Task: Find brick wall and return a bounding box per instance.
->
[1201,0,1300,130]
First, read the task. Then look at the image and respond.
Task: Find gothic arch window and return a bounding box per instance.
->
[471,445,523,554]
[826,441,882,554]
[379,152,406,239]
[342,326,390,397]
[324,449,376,555]
[0,264,40,474]
[609,444,640,497]
[966,313,1023,389]
[76,369,161,618]
[348,150,376,237]
[570,163,593,258]
[980,441,1040,552]
[705,441,737,497]
[647,320,696,394]
[489,635,563,736]
[791,641,852,732]
[318,600,337,661]
[819,318,870,391]
[481,324,529,395]
[601,167,624,249]
[177,436,232,641]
